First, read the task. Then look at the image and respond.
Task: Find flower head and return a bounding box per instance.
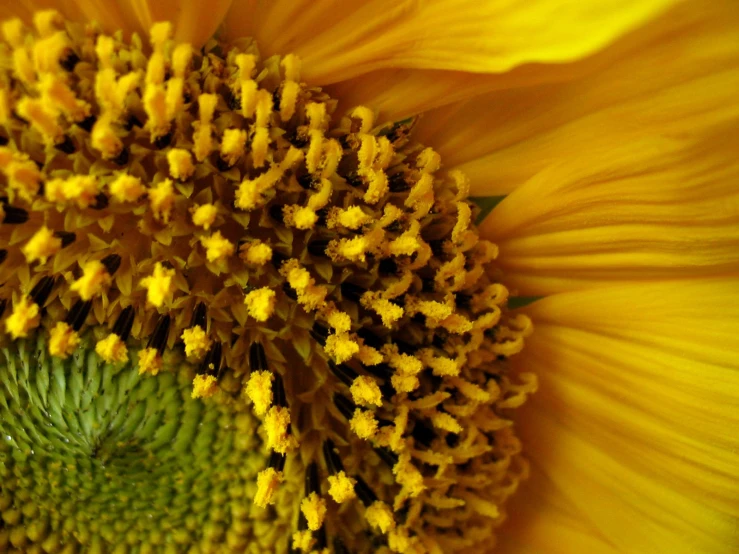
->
[0,2,736,554]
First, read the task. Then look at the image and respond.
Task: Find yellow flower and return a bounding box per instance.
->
[0,1,736,553]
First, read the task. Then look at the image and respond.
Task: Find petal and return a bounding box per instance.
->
[502,280,739,553]
[496,465,620,554]
[5,0,232,46]
[221,0,676,85]
[458,4,739,295]
[415,0,739,198]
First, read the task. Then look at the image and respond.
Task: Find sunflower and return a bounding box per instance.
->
[0,0,736,553]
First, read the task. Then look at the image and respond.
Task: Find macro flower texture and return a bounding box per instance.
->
[0,0,736,552]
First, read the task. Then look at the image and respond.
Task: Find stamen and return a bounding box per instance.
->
[0,17,535,551]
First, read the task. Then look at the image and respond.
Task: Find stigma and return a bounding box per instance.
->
[0,12,537,554]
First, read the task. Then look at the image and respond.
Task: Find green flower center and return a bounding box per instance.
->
[0,337,269,552]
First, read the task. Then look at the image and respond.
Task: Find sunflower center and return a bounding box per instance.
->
[0,11,536,554]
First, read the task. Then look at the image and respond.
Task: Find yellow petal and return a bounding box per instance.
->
[221,0,675,85]
[503,279,739,553]
[496,466,620,554]
[458,4,739,295]
[6,0,233,46]
[416,0,739,198]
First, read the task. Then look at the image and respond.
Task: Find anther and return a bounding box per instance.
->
[54,231,76,248]
[356,328,385,350]
[64,300,92,331]
[315,527,328,550]
[147,314,171,355]
[305,462,320,496]
[282,282,298,301]
[125,115,143,131]
[273,372,287,408]
[268,451,286,472]
[198,342,222,377]
[378,258,398,275]
[111,147,129,166]
[269,204,285,223]
[307,239,330,258]
[455,293,472,310]
[327,361,359,387]
[374,446,399,468]
[353,475,379,507]
[271,250,289,267]
[112,306,135,340]
[3,206,29,224]
[333,393,356,420]
[297,173,316,189]
[340,282,366,303]
[29,276,56,307]
[60,51,80,72]
[310,323,329,347]
[334,538,350,554]
[101,254,122,275]
[411,418,436,448]
[388,173,410,193]
[153,131,172,149]
[249,341,267,371]
[362,362,392,380]
[54,135,75,154]
[190,302,207,329]
[344,172,363,188]
[90,193,109,210]
[76,115,96,132]
[322,439,345,475]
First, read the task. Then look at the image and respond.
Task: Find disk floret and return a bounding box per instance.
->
[0,13,536,553]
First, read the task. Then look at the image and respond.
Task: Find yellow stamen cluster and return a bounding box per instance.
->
[0,14,536,554]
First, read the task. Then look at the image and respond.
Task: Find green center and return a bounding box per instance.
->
[0,336,265,552]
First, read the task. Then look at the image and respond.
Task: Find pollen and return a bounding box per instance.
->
[181,325,210,358]
[70,260,111,300]
[300,492,327,531]
[148,179,176,223]
[328,471,357,503]
[350,375,383,407]
[254,467,282,508]
[22,226,61,264]
[109,174,147,203]
[245,370,274,416]
[140,263,176,308]
[95,334,128,363]
[350,408,378,440]
[264,406,297,454]
[191,374,218,399]
[5,297,41,339]
[48,321,80,358]
[0,15,535,553]
[239,241,272,266]
[243,287,276,322]
[137,347,163,376]
[365,501,396,534]
[191,203,218,230]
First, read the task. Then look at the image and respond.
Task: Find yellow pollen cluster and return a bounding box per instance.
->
[140,263,175,307]
[22,226,61,264]
[243,287,276,322]
[70,260,111,300]
[0,15,536,553]
[48,321,80,358]
[5,297,41,339]
[181,325,210,359]
[95,333,128,363]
